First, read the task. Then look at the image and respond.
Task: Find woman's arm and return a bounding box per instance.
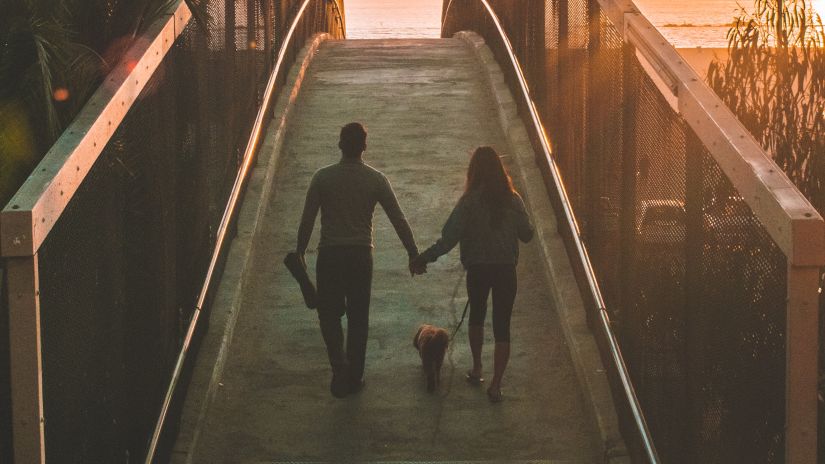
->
[419,196,468,263]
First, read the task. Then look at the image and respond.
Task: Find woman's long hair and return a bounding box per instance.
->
[465,146,516,227]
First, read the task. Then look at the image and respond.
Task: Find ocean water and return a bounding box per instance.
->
[346,0,442,39]
[637,0,741,47]
[345,0,742,47]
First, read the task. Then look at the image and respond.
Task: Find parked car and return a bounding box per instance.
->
[635,199,686,247]
[703,196,757,252]
[633,199,687,309]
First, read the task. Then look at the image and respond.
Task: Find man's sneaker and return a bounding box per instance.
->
[348,378,365,395]
[330,373,349,398]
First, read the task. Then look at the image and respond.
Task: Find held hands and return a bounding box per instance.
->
[409,254,428,276]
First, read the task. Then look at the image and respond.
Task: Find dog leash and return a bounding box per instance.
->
[450,299,471,340]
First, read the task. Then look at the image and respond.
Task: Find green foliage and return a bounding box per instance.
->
[708,0,825,211]
[708,0,825,455]
[0,0,209,208]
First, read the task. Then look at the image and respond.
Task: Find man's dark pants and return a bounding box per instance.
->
[316,245,373,384]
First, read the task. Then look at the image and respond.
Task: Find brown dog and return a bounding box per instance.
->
[413,324,450,392]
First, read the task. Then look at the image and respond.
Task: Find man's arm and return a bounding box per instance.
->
[377,174,418,258]
[296,174,321,254]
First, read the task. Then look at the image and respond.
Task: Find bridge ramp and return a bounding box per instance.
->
[176,38,602,463]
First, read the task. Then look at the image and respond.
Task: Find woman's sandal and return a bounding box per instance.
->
[487,386,503,403]
[465,371,484,385]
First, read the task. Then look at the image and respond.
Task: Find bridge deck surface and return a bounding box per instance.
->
[179,38,601,463]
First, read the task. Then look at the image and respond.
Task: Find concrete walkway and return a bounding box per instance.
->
[177,39,601,463]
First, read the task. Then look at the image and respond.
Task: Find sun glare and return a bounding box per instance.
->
[814,0,825,18]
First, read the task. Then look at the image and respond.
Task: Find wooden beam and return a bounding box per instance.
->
[786,265,820,464]
[622,12,825,267]
[0,0,192,258]
[590,5,824,462]
[594,0,637,31]
[6,256,44,464]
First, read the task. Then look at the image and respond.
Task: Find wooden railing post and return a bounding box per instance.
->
[6,255,44,464]
[0,4,192,462]
[785,264,820,464]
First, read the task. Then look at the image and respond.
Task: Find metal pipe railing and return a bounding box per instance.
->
[330,0,346,38]
[442,1,660,462]
[143,1,344,461]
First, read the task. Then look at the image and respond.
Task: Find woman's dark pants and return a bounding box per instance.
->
[316,246,373,383]
[467,263,517,342]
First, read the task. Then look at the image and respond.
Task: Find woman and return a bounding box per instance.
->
[413,146,534,402]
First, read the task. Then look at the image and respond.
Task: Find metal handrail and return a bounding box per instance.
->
[143,1,345,461]
[329,0,346,38]
[442,1,660,462]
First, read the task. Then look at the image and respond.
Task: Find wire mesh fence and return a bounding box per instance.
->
[444,0,798,462]
[0,265,9,463]
[0,0,343,461]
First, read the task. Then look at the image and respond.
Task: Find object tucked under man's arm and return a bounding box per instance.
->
[419,196,467,263]
[377,174,418,258]
[297,174,321,254]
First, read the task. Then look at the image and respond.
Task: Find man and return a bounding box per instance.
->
[296,122,420,398]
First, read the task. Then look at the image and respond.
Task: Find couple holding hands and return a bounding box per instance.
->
[294,122,533,401]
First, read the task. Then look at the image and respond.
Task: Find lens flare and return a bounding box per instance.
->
[53,88,70,102]
[814,0,825,18]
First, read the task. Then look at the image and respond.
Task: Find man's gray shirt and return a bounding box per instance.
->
[297,157,418,257]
